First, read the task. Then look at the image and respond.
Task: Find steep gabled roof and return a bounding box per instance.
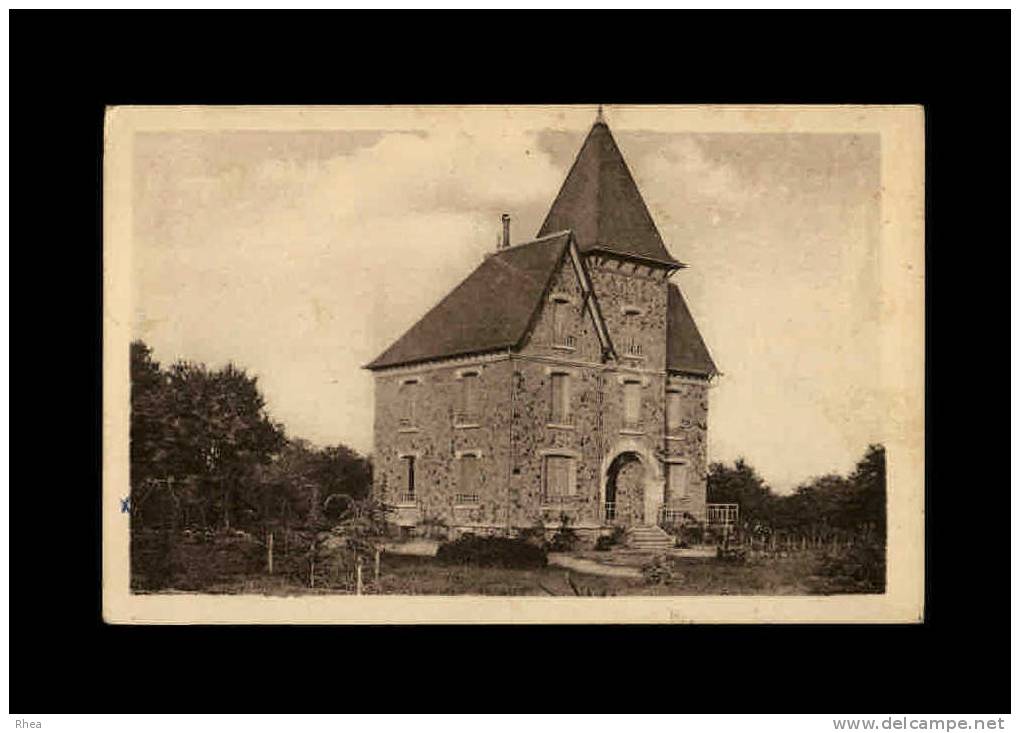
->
[538,120,682,267]
[365,232,572,370]
[666,283,717,377]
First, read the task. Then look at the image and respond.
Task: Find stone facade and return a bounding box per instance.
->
[371,250,711,540]
[367,117,716,541]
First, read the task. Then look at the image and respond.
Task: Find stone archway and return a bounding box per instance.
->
[600,440,665,527]
[605,452,643,524]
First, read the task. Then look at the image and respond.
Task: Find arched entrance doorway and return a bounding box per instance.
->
[605,452,646,525]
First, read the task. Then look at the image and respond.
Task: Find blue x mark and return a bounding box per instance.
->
[121,497,131,514]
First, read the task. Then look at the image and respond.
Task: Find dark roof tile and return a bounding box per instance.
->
[667,282,717,377]
[365,232,571,370]
[539,121,681,267]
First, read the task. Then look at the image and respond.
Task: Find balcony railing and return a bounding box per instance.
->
[454,494,479,506]
[706,503,739,527]
[397,493,417,505]
[454,412,478,425]
[553,333,576,349]
[657,503,740,528]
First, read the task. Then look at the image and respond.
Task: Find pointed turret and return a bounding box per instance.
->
[538,111,682,268]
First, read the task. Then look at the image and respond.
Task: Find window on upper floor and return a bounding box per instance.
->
[551,296,575,349]
[550,372,571,424]
[622,379,642,430]
[667,462,689,501]
[457,372,479,424]
[398,380,419,428]
[543,454,576,499]
[666,390,683,433]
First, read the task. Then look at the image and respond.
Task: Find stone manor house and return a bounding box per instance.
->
[365,114,718,544]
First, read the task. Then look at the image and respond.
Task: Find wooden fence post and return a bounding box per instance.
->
[267,531,274,575]
[374,548,381,582]
[309,540,315,588]
[356,559,364,596]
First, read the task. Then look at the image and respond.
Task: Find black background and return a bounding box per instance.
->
[9,9,1008,713]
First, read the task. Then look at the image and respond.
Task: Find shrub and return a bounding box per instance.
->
[642,554,674,585]
[436,535,548,569]
[816,541,885,593]
[546,513,580,553]
[595,525,626,552]
[517,518,548,547]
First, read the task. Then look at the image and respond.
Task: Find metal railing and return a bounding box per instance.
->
[397,493,417,505]
[602,501,617,522]
[658,506,686,525]
[706,503,739,527]
[656,503,740,529]
[454,494,479,505]
[624,339,643,357]
[554,333,576,348]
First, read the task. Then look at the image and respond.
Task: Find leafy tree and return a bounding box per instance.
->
[844,444,886,539]
[706,445,886,543]
[130,341,286,529]
[707,458,774,527]
[130,341,170,490]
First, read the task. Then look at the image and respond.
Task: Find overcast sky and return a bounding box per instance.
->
[132,108,881,492]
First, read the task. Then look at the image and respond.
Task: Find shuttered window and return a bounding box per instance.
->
[623,380,641,429]
[668,463,688,500]
[544,455,574,498]
[458,373,478,423]
[459,454,479,495]
[550,373,570,423]
[399,381,417,427]
[551,297,574,347]
[666,391,682,432]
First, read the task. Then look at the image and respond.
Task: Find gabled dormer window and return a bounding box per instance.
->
[550,294,576,349]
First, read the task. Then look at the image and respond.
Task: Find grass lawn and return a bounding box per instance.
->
[137,546,857,596]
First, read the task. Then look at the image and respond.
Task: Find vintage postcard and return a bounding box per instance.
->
[103,105,924,624]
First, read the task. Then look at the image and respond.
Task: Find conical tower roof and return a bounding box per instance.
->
[538,116,682,267]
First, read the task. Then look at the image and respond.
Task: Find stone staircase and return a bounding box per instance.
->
[626,525,675,553]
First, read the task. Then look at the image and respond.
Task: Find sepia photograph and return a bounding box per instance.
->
[102,105,924,623]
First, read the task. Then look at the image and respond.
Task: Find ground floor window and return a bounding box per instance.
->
[543,454,576,499]
[457,453,480,504]
[401,455,416,502]
[667,461,688,500]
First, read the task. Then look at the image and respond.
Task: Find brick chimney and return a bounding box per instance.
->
[501,213,511,249]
